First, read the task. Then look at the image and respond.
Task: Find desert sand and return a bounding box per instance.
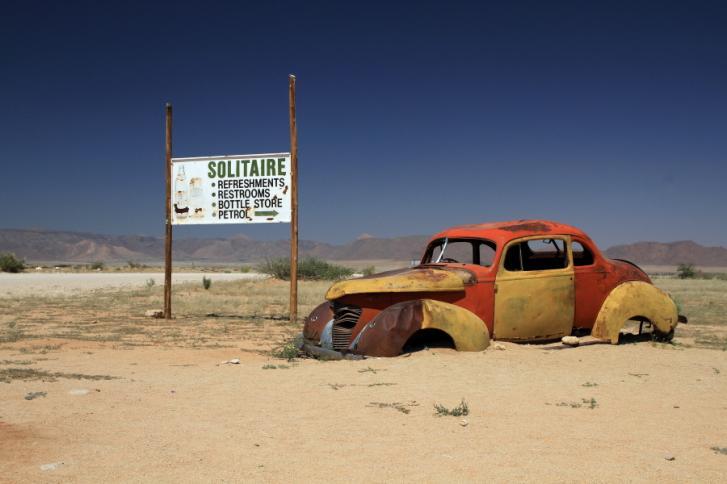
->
[1,338,726,482]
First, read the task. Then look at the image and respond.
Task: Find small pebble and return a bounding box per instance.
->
[663,453,675,461]
[40,462,63,471]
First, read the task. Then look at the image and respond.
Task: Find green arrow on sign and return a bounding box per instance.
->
[255,210,279,217]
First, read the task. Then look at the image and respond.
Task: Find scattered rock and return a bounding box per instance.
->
[145,310,163,318]
[663,453,675,461]
[40,462,63,471]
[562,336,580,347]
[225,358,240,365]
[493,344,506,351]
[459,419,469,427]
[25,391,47,400]
[69,389,90,396]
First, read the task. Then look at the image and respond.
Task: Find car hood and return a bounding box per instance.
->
[325,266,475,301]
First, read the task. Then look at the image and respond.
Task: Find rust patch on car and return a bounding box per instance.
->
[499,221,553,232]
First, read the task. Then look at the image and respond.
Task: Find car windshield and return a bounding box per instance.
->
[422,238,496,266]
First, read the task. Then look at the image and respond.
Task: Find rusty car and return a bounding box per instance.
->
[301,220,686,358]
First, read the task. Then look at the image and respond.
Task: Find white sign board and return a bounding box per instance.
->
[170,153,291,225]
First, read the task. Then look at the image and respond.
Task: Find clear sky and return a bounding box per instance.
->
[1,0,725,248]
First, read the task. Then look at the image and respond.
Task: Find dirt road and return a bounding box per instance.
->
[1,339,725,482]
[0,272,265,298]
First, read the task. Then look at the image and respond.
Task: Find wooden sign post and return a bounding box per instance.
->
[164,103,173,319]
[162,76,299,323]
[289,74,299,324]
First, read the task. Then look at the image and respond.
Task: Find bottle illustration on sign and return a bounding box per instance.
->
[174,165,189,220]
[189,177,204,218]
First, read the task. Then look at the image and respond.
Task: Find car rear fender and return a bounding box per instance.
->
[591,281,679,344]
[351,299,490,357]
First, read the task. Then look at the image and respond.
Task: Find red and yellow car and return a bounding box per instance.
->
[301,220,685,358]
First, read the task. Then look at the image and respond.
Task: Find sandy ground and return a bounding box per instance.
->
[0,272,265,298]
[1,338,726,482]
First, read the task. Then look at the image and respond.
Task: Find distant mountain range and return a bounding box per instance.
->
[1,229,726,266]
[603,240,727,267]
[0,229,429,263]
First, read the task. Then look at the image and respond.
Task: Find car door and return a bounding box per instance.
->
[494,235,575,341]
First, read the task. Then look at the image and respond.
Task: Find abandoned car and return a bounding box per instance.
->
[301,220,685,358]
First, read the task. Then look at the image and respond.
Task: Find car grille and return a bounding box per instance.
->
[331,303,362,351]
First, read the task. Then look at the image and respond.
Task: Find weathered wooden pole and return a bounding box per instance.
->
[288,75,299,324]
[164,103,173,319]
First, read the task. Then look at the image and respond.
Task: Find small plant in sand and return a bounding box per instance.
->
[202,276,212,290]
[367,401,419,414]
[271,337,301,361]
[433,398,469,417]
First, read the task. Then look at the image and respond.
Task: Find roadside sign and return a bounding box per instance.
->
[170,153,292,225]
[163,75,299,322]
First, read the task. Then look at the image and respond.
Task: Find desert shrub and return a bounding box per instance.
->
[90,261,105,270]
[145,278,156,288]
[677,263,697,279]
[240,266,252,273]
[433,399,469,417]
[202,276,212,290]
[271,336,301,361]
[0,252,25,273]
[257,257,354,281]
[362,265,376,276]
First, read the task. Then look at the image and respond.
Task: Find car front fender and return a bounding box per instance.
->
[351,299,490,357]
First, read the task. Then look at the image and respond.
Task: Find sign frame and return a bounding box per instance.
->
[169,152,292,225]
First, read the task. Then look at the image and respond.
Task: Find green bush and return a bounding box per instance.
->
[90,261,105,270]
[257,257,354,281]
[0,253,25,273]
[362,265,376,276]
[202,276,212,290]
[676,263,697,279]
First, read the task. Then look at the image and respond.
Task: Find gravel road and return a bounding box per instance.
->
[0,272,266,297]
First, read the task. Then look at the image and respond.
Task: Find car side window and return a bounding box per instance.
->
[503,238,568,271]
[572,241,594,266]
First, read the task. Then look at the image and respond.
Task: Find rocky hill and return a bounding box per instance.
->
[603,240,727,267]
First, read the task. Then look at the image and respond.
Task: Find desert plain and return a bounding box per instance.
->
[1,271,726,482]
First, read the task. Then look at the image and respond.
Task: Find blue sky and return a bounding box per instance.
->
[1,0,725,248]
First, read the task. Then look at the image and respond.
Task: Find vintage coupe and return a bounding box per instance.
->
[301,220,684,358]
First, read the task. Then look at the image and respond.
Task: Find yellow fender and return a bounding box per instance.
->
[591,281,678,344]
[418,299,490,351]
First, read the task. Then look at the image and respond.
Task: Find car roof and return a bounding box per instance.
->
[429,219,593,247]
